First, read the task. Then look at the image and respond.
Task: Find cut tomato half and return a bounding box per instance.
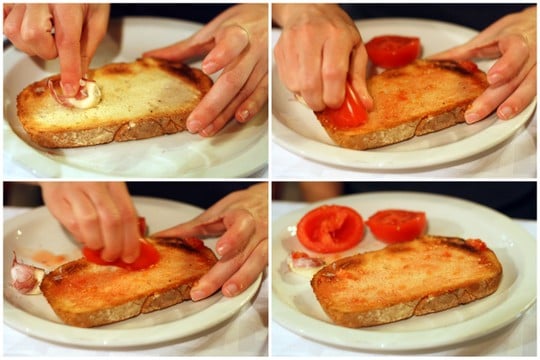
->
[365,35,421,69]
[82,238,160,271]
[297,205,364,253]
[82,216,159,270]
[366,209,427,243]
[319,82,368,129]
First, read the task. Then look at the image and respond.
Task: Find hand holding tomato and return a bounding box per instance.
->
[152,183,268,301]
[430,6,536,123]
[273,4,373,112]
[40,182,141,263]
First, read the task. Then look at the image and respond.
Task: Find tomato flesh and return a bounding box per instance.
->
[297,205,364,253]
[320,82,368,129]
[366,35,421,69]
[82,216,159,270]
[366,209,427,243]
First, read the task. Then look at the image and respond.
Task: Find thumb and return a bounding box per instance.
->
[151,216,226,239]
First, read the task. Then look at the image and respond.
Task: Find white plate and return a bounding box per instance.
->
[272,18,536,170]
[4,196,262,348]
[272,192,536,351]
[3,17,268,178]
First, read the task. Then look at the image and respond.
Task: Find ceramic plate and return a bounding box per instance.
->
[272,192,536,350]
[272,18,536,170]
[4,17,267,178]
[4,197,262,348]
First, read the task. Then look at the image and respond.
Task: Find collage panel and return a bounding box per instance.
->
[4,181,268,355]
[271,181,536,355]
[4,3,269,179]
[272,3,536,178]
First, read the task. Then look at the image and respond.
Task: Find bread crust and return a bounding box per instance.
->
[17,58,213,148]
[316,60,489,150]
[40,237,217,328]
[311,235,502,328]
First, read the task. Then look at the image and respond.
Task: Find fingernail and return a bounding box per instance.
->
[61,82,76,97]
[488,73,503,85]
[191,289,206,301]
[237,109,250,122]
[216,243,230,257]
[465,112,481,124]
[499,106,514,120]
[202,60,218,74]
[200,123,214,136]
[223,283,239,297]
[187,118,202,133]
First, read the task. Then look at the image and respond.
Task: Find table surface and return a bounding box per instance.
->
[3,207,268,356]
[271,201,537,356]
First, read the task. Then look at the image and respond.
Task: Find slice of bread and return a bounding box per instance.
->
[316,60,489,150]
[40,237,217,328]
[311,235,502,328]
[17,57,213,148]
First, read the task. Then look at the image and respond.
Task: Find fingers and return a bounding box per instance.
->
[496,64,536,120]
[52,5,84,97]
[465,64,536,123]
[235,73,268,123]
[202,24,249,75]
[80,4,110,74]
[486,34,529,86]
[190,209,267,300]
[142,36,215,61]
[40,182,140,263]
[349,44,373,110]
[3,4,57,59]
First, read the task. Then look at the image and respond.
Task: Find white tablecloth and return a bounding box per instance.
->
[3,207,268,356]
[271,201,537,356]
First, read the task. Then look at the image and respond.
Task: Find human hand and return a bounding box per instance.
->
[153,183,268,300]
[143,4,268,137]
[431,6,536,123]
[3,4,110,97]
[40,182,141,263]
[273,4,372,111]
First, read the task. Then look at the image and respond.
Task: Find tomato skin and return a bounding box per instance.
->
[365,35,421,69]
[366,209,427,244]
[297,205,364,253]
[319,82,368,129]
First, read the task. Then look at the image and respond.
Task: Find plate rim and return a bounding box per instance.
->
[271,17,536,170]
[271,191,537,351]
[3,16,268,179]
[3,196,263,348]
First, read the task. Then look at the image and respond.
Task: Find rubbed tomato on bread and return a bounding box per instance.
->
[297,205,364,253]
[319,82,368,129]
[365,35,421,69]
[366,209,427,243]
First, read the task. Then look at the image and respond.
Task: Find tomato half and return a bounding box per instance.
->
[366,209,427,244]
[365,35,421,69]
[319,82,368,129]
[297,205,364,253]
[82,216,159,270]
[82,238,160,271]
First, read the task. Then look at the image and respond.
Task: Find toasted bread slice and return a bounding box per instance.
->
[40,237,217,328]
[311,235,502,328]
[316,60,489,150]
[17,57,213,148]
